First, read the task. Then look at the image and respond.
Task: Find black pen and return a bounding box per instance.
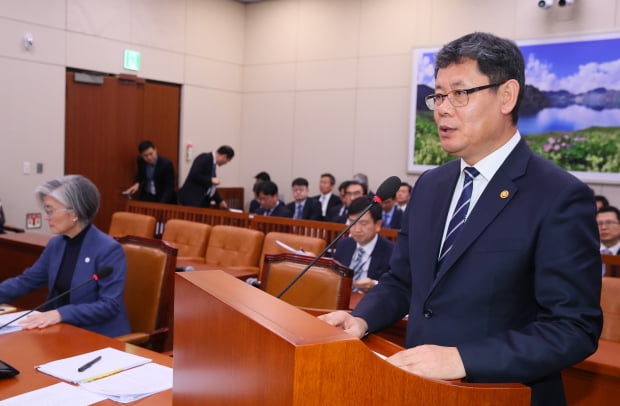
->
[78,355,102,372]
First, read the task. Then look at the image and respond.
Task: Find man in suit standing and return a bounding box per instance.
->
[122,140,176,204]
[313,173,341,219]
[286,177,322,220]
[320,32,601,406]
[334,196,393,293]
[178,145,234,209]
[255,181,291,218]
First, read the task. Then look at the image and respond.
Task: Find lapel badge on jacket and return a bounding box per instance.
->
[500,190,510,199]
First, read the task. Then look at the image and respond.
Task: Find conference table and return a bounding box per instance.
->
[0,323,172,404]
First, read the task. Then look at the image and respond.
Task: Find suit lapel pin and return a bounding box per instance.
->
[85,257,91,263]
[500,190,509,199]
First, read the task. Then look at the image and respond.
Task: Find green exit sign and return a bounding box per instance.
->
[123,49,141,71]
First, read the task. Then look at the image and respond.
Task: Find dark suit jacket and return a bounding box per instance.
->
[334,235,393,280]
[313,193,341,219]
[286,198,323,221]
[135,155,176,204]
[352,139,602,405]
[178,152,221,207]
[326,204,348,223]
[255,201,292,218]
[382,206,403,230]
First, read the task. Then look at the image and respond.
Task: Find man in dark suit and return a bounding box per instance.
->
[313,173,341,219]
[333,196,393,293]
[255,181,291,217]
[286,177,322,220]
[326,180,366,223]
[178,145,234,208]
[122,140,176,204]
[320,32,602,406]
[379,195,403,230]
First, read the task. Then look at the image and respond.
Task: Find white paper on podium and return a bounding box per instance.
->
[0,310,41,335]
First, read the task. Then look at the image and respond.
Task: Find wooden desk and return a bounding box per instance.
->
[175,260,257,281]
[0,232,52,309]
[563,339,620,405]
[0,323,172,404]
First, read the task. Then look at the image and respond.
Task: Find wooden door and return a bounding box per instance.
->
[65,71,180,232]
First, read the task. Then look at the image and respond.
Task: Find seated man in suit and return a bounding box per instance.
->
[255,181,291,218]
[395,182,412,212]
[326,180,366,223]
[313,173,341,220]
[380,194,403,230]
[334,196,393,293]
[598,205,620,276]
[249,171,271,214]
[122,140,176,204]
[286,177,322,220]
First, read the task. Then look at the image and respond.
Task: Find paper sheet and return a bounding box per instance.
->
[35,347,151,384]
[0,310,40,335]
[0,382,106,406]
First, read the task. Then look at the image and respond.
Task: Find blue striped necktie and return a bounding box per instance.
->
[439,167,479,263]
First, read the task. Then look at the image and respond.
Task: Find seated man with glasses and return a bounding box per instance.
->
[326,180,366,224]
[597,205,620,276]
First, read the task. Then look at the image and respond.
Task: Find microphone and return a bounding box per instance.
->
[276,176,401,298]
[0,266,113,330]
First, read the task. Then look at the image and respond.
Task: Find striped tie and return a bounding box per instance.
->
[439,167,479,263]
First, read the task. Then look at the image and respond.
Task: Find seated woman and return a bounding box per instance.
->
[0,175,130,337]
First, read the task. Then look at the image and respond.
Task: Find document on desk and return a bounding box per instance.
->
[79,362,173,403]
[0,382,106,406]
[35,347,151,384]
[0,310,40,335]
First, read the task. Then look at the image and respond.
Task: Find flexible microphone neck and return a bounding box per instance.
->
[0,266,113,330]
[276,176,401,299]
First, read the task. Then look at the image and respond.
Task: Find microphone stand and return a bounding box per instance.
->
[276,200,377,298]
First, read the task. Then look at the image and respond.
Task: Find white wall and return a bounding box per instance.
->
[1,0,619,228]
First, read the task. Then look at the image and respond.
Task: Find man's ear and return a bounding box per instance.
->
[500,79,519,115]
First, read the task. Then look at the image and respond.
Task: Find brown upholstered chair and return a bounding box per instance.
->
[161,219,212,262]
[601,276,620,342]
[260,253,352,310]
[601,253,620,277]
[258,232,327,278]
[204,225,264,273]
[108,211,156,238]
[115,235,177,352]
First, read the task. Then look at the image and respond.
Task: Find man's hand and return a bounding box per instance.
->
[211,177,220,186]
[122,183,139,195]
[386,345,466,380]
[20,310,62,330]
[317,310,368,338]
[218,200,228,209]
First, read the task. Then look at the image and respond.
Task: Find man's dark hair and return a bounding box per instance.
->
[346,180,368,195]
[348,196,381,222]
[255,171,271,182]
[338,180,352,193]
[321,173,336,185]
[595,195,610,208]
[138,140,155,153]
[257,181,278,196]
[217,145,235,159]
[435,32,525,125]
[400,182,412,193]
[598,205,620,221]
[291,177,309,187]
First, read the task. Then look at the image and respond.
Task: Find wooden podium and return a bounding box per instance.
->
[173,271,530,405]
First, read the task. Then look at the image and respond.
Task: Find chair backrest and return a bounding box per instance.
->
[108,211,156,238]
[205,225,264,268]
[116,235,177,352]
[161,219,212,262]
[601,276,620,342]
[601,253,620,277]
[261,253,352,310]
[259,232,327,276]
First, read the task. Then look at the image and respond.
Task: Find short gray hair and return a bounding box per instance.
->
[36,175,100,225]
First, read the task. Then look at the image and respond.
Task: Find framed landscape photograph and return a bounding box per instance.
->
[409,33,620,184]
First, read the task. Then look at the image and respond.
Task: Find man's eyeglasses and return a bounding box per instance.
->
[424,82,505,111]
[597,220,619,227]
